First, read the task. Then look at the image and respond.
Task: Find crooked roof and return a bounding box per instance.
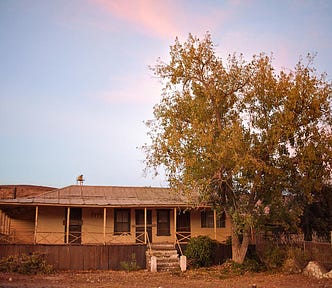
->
[0,185,196,208]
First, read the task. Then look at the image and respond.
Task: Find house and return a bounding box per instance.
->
[0,184,232,270]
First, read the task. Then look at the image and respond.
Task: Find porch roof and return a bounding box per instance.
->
[0,185,200,208]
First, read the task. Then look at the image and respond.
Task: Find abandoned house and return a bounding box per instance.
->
[0,184,232,270]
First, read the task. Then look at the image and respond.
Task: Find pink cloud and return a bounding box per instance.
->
[92,0,183,38]
[93,73,163,105]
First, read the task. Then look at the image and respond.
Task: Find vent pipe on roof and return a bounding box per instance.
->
[76,175,85,185]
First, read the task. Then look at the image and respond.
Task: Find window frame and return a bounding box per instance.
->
[114,208,131,234]
[201,210,226,228]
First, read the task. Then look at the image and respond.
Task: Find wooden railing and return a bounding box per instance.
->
[176,231,191,244]
[0,230,138,245]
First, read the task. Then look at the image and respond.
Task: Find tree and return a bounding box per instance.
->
[143,33,332,263]
[301,184,332,241]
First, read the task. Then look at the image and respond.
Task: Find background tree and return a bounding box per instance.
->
[143,33,332,263]
[301,184,332,241]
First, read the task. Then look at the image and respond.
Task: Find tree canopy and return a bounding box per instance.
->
[143,33,332,263]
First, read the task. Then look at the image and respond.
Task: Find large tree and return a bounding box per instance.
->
[143,34,332,263]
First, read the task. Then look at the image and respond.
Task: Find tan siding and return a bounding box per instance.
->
[190,210,232,242]
[82,207,104,244]
[7,207,35,243]
[37,206,65,244]
[10,218,34,243]
[152,209,175,243]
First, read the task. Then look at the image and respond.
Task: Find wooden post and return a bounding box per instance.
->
[213,209,217,240]
[103,207,107,245]
[66,207,70,244]
[4,214,8,235]
[144,208,147,244]
[0,211,3,234]
[34,206,39,244]
[174,208,177,243]
[7,217,11,236]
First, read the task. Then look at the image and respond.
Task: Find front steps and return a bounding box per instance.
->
[146,243,180,272]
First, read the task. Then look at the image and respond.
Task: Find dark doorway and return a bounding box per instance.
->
[135,209,152,243]
[64,207,82,244]
[176,210,191,243]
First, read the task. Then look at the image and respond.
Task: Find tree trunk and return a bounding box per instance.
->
[231,229,250,264]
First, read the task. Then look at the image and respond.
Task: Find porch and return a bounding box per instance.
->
[0,206,231,246]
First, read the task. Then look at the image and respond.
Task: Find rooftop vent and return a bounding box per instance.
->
[76,175,85,185]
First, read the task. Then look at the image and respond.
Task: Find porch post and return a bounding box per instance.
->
[213,209,217,240]
[7,217,11,237]
[34,206,39,244]
[174,208,177,243]
[4,214,8,235]
[66,207,70,244]
[103,207,107,245]
[144,207,147,244]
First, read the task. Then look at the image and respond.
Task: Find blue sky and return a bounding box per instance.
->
[1,0,331,188]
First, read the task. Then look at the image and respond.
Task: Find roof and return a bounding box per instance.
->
[0,185,56,199]
[0,185,194,208]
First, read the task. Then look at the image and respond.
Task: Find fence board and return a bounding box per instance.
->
[99,246,109,270]
[0,244,146,271]
[58,246,71,270]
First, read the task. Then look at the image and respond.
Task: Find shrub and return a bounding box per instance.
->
[120,253,140,272]
[185,236,215,268]
[282,246,310,273]
[260,243,287,270]
[0,253,54,275]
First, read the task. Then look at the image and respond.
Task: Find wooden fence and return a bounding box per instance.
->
[0,244,147,270]
[177,243,232,265]
[255,234,332,270]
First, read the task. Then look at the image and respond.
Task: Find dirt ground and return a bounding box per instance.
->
[0,268,332,288]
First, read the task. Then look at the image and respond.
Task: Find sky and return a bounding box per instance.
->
[0,0,331,188]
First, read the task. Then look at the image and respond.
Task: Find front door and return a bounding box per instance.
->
[64,207,82,244]
[176,210,191,243]
[135,209,152,244]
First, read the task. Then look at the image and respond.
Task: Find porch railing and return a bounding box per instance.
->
[176,231,191,244]
[0,230,139,245]
[1,230,192,247]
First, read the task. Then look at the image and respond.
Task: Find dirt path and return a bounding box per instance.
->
[0,270,331,288]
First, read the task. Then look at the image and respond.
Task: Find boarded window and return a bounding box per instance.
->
[201,211,226,228]
[114,209,131,234]
[157,209,170,236]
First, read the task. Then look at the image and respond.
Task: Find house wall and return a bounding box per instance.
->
[12,206,232,245]
[151,209,175,244]
[0,207,35,244]
[37,206,65,244]
[82,208,135,244]
[10,217,34,243]
[190,210,232,242]
[82,207,104,244]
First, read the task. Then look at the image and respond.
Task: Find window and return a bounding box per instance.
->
[114,209,131,234]
[201,210,226,228]
[157,209,170,236]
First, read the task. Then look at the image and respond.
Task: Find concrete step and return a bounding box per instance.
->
[150,250,178,257]
[150,243,175,250]
[158,262,180,272]
[146,243,180,272]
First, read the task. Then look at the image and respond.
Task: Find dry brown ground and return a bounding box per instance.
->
[0,268,332,288]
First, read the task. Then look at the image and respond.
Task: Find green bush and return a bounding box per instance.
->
[0,253,54,274]
[185,236,215,268]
